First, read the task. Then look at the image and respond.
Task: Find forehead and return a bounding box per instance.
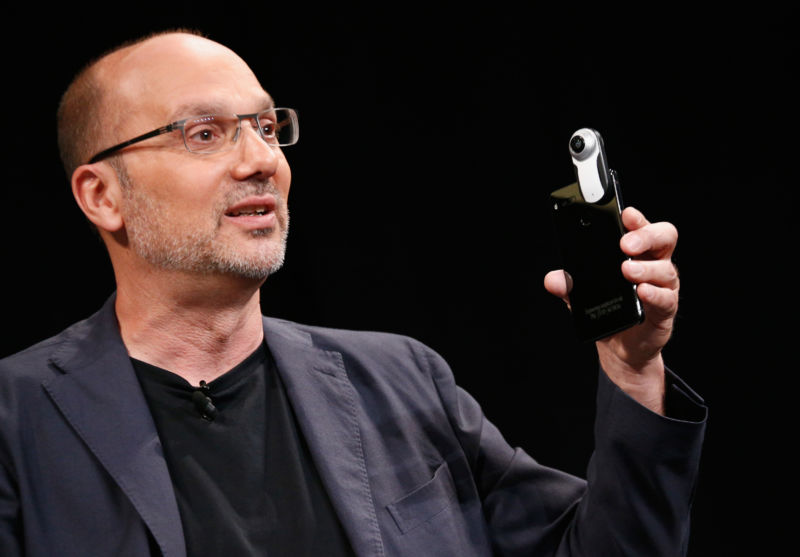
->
[104,34,272,124]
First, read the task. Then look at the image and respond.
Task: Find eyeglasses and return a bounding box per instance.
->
[88,107,299,164]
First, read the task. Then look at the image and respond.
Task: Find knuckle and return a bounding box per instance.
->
[666,222,679,243]
[666,262,679,282]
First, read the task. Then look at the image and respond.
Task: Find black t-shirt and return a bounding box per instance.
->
[131,344,355,557]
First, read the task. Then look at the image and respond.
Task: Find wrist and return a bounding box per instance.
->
[597,347,666,415]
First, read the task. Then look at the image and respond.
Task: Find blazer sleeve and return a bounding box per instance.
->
[420,343,707,557]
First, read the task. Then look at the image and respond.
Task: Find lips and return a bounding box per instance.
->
[223,195,279,229]
[227,206,270,217]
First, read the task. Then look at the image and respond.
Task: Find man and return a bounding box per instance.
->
[0,31,706,556]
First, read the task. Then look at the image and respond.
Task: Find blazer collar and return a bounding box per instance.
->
[263,317,386,557]
[42,294,186,557]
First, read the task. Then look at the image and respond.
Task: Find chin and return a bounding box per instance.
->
[216,244,287,280]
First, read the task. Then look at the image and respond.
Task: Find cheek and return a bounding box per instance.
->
[276,154,292,199]
[136,164,227,217]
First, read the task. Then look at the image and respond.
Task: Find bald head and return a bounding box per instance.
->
[56,30,265,178]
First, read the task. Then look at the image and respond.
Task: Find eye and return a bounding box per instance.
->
[190,128,216,142]
[258,118,278,139]
[183,116,228,151]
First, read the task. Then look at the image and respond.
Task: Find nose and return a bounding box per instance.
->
[229,122,282,181]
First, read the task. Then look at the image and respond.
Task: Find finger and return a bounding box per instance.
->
[636,282,679,323]
[543,269,572,298]
[620,221,678,259]
[622,259,680,289]
[543,270,573,308]
[621,206,650,232]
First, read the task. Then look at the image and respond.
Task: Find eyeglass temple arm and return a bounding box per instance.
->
[88,123,178,164]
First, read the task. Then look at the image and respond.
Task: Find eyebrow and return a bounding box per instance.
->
[167,95,275,122]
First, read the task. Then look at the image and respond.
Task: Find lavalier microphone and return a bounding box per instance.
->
[192,380,217,421]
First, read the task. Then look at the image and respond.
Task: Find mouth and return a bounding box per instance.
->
[225,205,271,217]
[223,195,279,230]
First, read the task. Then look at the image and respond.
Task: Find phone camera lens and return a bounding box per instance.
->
[570,136,585,153]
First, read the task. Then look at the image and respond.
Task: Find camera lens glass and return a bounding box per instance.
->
[570,136,585,153]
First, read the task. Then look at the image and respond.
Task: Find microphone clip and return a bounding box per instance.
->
[192,380,218,421]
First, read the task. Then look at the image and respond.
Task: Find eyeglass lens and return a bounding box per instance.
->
[182,109,297,154]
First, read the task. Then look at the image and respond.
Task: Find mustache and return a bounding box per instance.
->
[222,180,285,208]
[229,179,280,197]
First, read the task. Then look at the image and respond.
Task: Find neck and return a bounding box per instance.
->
[115,268,266,386]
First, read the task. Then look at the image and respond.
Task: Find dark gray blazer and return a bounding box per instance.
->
[0,295,706,556]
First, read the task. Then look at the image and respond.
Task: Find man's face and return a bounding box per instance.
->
[102,35,292,281]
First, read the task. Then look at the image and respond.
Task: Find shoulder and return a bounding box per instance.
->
[0,301,112,387]
[262,316,455,389]
[266,316,444,363]
[0,322,83,434]
[1,328,73,384]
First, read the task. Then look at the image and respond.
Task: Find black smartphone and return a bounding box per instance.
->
[549,128,643,342]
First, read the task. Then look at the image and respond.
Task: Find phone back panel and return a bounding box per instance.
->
[550,177,643,342]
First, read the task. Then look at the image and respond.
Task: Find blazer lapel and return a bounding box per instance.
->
[263,318,385,557]
[42,296,185,557]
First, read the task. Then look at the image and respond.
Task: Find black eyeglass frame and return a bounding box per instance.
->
[87,107,299,164]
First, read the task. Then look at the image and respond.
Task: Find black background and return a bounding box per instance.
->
[2,3,796,555]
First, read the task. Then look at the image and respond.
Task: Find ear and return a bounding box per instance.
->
[71,162,125,232]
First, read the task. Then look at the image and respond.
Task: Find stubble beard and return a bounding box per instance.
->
[114,160,289,280]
